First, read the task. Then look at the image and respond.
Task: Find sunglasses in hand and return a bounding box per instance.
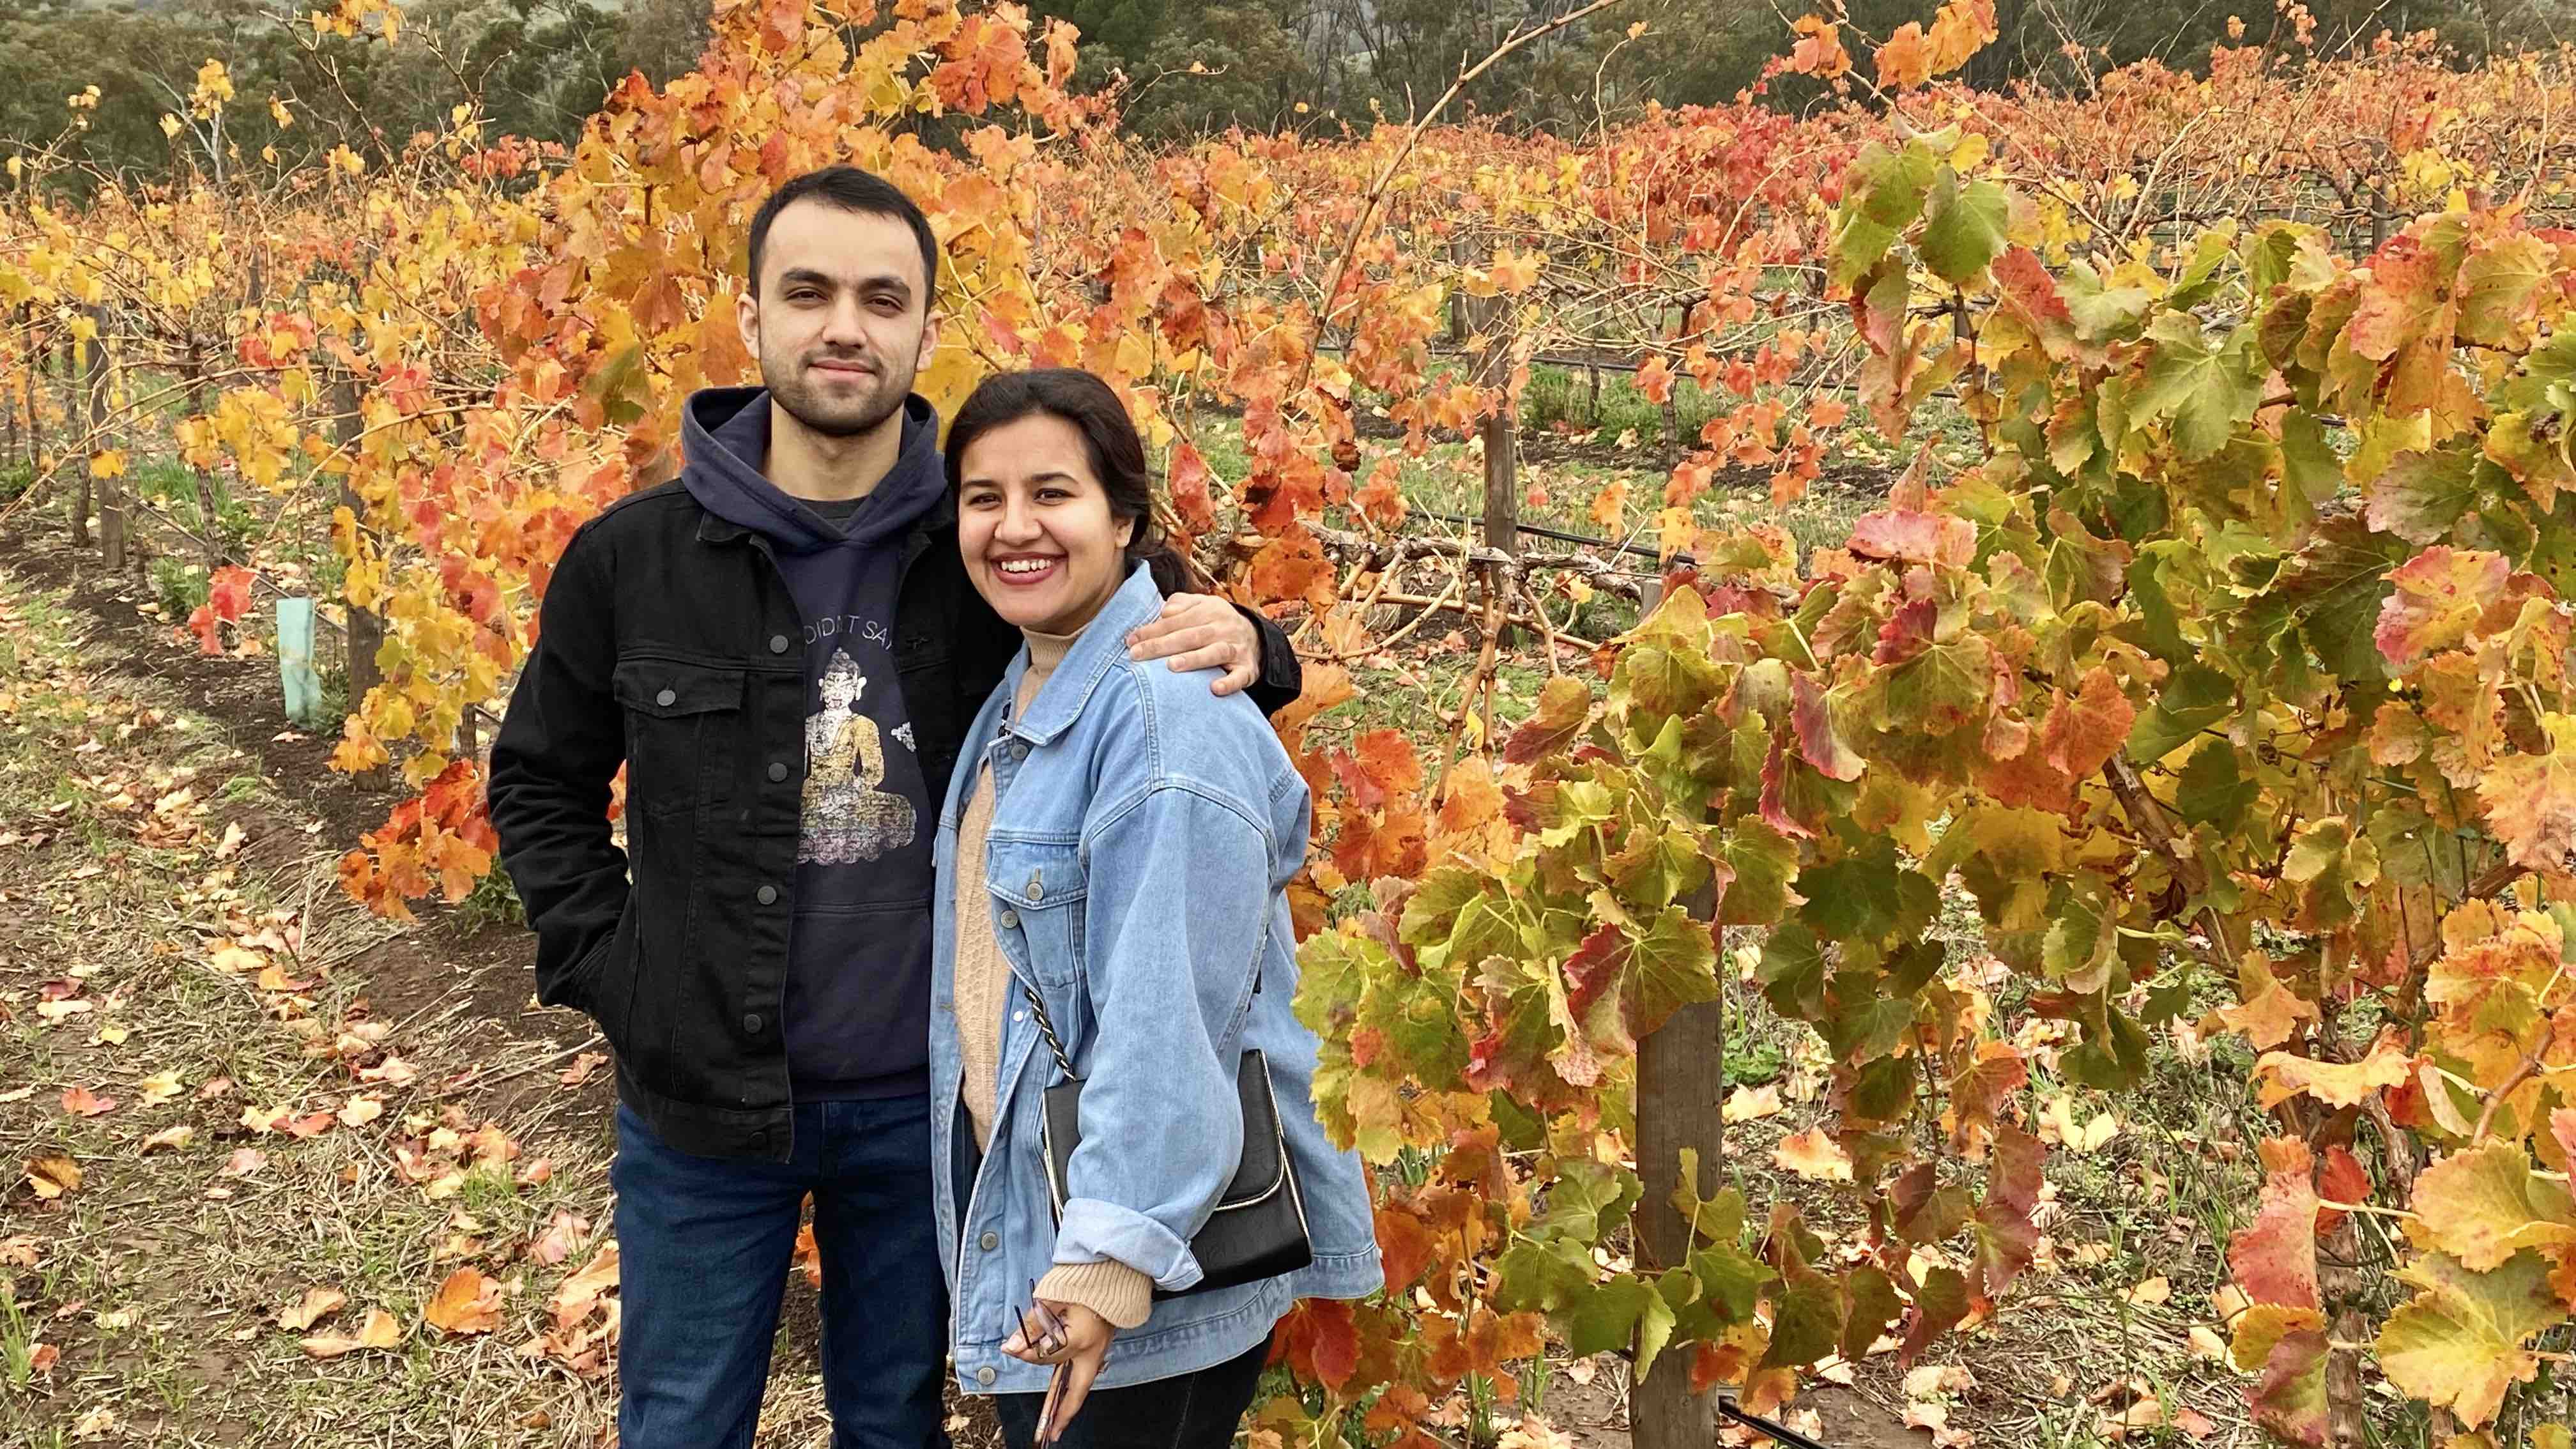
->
[1008,1283,1075,1447]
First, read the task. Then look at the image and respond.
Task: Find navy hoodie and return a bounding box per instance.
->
[681,387,946,1101]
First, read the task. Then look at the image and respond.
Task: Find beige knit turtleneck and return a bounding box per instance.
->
[953,625,1154,1330]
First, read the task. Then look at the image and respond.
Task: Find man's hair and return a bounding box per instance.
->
[746,165,940,300]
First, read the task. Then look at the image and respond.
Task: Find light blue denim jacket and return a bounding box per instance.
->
[930,564,1381,1396]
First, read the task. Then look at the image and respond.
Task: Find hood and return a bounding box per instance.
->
[679,387,946,555]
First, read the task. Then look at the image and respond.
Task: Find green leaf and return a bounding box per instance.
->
[2126,662,2235,764]
[2175,738,2257,829]
[1563,1274,1656,1357]
[1820,980,1918,1065]
[1669,1147,1747,1245]
[2132,312,2262,461]
[1828,142,1937,290]
[1633,1275,1682,1383]
[1757,1267,1847,1372]
[1919,169,2010,285]
[1538,1158,1643,1245]
[1840,1266,1903,1362]
[1713,820,1800,927]
[1628,904,1721,1036]
[1492,1236,1597,1316]
[1758,921,1828,1018]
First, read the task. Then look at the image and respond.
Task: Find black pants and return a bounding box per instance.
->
[993,1340,1269,1449]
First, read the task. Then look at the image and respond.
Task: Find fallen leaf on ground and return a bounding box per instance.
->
[27,1155,82,1198]
[59,1085,118,1118]
[529,1211,592,1266]
[1905,1364,1975,1397]
[300,1307,401,1358]
[2186,1324,2229,1360]
[278,1286,346,1331]
[424,1268,503,1335]
[337,1095,385,1128]
[2171,1407,2218,1441]
[27,1342,57,1377]
[222,1147,266,1177]
[2126,1275,2171,1307]
[135,1070,183,1105]
[558,1052,608,1087]
[1722,1084,1783,1123]
[141,1124,194,1153]
[1773,1128,1855,1182]
[72,1405,118,1439]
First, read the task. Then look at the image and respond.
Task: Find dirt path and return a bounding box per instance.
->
[0,544,896,1448]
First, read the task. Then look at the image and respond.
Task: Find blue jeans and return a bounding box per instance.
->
[613,1098,948,1449]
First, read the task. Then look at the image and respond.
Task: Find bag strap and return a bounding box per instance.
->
[1021,978,1079,1082]
[1017,962,1266,1084]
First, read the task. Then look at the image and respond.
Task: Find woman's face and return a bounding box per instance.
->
[956,413,1135,636]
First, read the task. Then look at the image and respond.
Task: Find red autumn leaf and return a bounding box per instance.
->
[1271,1298,1360,1392]
[2228,1138,2322,1311]
[2312,1144,2370,1233]
[1970,1124,2044,1306]
[1790,670,1862,781]
[1166,441,1218,535]
[1372,1200,1439,1296]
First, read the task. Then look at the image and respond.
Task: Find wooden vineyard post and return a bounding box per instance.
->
[95,307,126,572]
[1630,872,1727,1449]
[332,374,387,786]
[185,341,227,566]
[1629,568,1727,1449]
[74,307,105,550]
[1468,288,1519,650]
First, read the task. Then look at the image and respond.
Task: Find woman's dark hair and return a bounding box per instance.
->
[943,369,1204,595]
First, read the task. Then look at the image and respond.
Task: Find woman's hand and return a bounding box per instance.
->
[1004,1298,1114,1443]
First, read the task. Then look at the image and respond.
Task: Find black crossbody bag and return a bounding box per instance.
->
[1020,977,1312,1300]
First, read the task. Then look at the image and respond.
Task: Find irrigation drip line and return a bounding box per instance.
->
[1719,1398,1832,1449]
[1411,508,1693,568]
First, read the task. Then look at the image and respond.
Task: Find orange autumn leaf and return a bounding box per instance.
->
[423,1267,503,1335]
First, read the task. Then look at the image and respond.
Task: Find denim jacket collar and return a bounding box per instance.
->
[1000,563,1164,747]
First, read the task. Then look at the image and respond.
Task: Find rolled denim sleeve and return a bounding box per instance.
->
[1053,783,1269,1292]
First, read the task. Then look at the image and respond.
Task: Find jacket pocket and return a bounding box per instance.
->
[611,659,744,819]
[985,838,1086,989]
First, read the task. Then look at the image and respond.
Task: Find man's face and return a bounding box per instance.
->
[737,199,939,438]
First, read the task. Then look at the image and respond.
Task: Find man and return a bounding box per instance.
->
[486,165,1298,1449]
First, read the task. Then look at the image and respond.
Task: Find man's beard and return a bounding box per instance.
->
[763,347,914,439]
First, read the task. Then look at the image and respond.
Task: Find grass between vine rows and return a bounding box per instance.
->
[3,383,2320,1447]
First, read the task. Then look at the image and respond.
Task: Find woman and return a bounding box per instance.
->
[928,369,1380,1449]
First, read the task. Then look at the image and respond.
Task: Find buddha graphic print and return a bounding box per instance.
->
[800,648,919,864]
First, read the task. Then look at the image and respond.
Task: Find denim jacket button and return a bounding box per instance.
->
[768,634,791,654]
[767,761,789,782]
[975,1365,997,1386]
[998,908,1020,930]
[1009,741,1029,762]
[978,1230,999,1251]
[742,1013,763,1034]
[756,884,779,905]
[654,687,676,707]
